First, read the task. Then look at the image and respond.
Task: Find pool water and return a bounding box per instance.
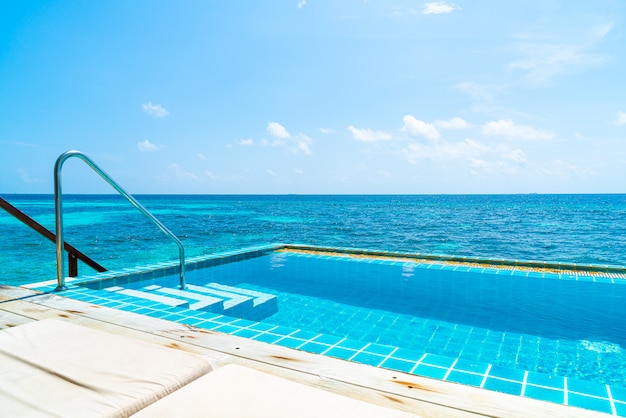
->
[30,246,626,416]
[164,251,626,386]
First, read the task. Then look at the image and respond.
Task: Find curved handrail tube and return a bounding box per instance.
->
[54,150,185,291]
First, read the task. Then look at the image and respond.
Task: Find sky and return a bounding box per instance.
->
[1,0,625,195]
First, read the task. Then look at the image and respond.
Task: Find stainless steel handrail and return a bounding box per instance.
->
[54,150,185,291]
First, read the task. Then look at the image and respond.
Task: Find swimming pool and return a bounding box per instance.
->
[30,245,626,416]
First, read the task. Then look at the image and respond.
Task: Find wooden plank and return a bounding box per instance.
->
[0,285,40,302]
[0,309,34,329]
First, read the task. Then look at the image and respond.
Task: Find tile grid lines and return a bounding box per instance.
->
[376,346,399,368]
[443,358,459,380]
[250,324,281,340]
[319,337,349,356]
[47,288,626,416]
[521,371,529,397]
[408,353,429,375]
[29,248,626,417]
[295,334,324,350]
[347,342,373,362]
[480,364,492,389]
[273,329,302,344]
[607,385,617,416]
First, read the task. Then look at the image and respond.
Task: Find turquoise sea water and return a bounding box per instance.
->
[2,194,626,286]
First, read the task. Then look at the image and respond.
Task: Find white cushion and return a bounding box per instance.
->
[0,319,212,418]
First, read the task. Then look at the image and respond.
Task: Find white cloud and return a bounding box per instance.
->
[294,134,313,155]
[508,23,612,84]
[404,139,486,163]
[401,115,440,140]
[239,139,254,146]
[294,168,304,175]
[267,169,278,177]
[160,164,199,183]
[297,0,306,8]
[503,149,527,163]
[197,153,206,160]
[423,2,459,15]
[434,117,469,130]
[348,125,392,142]
[141,102,170,118]
[537,160,594,179]
[320,128,336,134]
[481,119,554,140]
[616,111,626,126]
[137,139,164,152]
[17,168,41,184]
[267,122,291,139]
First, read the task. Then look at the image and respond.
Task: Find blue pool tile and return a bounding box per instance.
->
[567,378,609,398]
[326,347,357,360]
[313,334,344,345]
[445,370,483,387]
[211,316,236,324]
[422,353,456,368]
[610,385,626,403]
[483,377,523,396]
[299,342,330,354]
[524,385,564,404]
[364,343,396,356]
[381,357,417,374]
[231,318,255,328]
[291,329,320,340]
[252,333,284,344]
[567,393,613,415]
[453,359,489,374]
[232,328,262,339]
[178,317,206,326]
[275,337,304,349]
[393,348,426,362]
[335,338,369,351]
[615,401,626,417]
[526,371,565,389]
[213,324,241,334]
[413,364,447,380]
[271,326,298,336]
[161,313,187,322]
[351,352,386,367]
[249,322,277,332]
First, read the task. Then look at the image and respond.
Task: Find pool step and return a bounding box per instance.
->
[203,283,278,318]
[144,285,224,312]
[185,285,254,317]
[105,287,190,309]
[103,283,277,320]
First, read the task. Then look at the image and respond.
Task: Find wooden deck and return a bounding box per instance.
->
[0,285,609,417]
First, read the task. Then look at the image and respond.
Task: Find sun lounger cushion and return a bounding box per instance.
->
[132,363,420,417]
[0,319,212,418]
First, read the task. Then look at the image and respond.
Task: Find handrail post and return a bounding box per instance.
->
[54,153,67,291]
[54,150,186,291]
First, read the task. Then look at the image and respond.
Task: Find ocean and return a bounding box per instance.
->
[2,194,626,286]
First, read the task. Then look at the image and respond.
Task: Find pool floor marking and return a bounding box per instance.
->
[204,282,277,307]
[114,288,190,308]
[607,385,617,416]
[480,364,492,388]
[147,286,224,311]
[185,284,254,310]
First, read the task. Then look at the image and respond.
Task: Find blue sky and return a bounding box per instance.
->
[1,1,625,194]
